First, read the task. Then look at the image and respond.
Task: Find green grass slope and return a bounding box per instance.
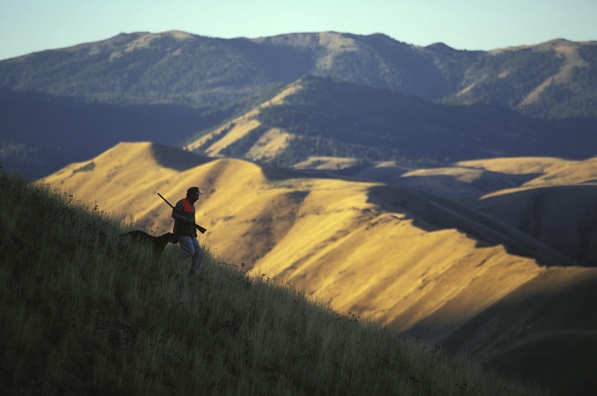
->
[0,170,549,395]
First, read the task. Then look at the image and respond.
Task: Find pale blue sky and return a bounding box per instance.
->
[0,0,596,60]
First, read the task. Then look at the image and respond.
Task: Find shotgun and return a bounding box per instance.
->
[158,193,207,234]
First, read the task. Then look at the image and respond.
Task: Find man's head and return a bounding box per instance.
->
[186,186,202,203]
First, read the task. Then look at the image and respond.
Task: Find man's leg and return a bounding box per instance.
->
[177,236,196,257]
[191,238,202,274]
[178,236,202,275]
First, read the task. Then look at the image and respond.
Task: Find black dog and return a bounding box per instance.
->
[120,230,178,254]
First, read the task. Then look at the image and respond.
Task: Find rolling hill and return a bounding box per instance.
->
[462,158,597,266]
[0,31,595,118]
[1,169,551,396]
[2,32,596,180]
[42,141,597,395]
[339,157,597,266]
[0,87,207,179]
[185,76,597,167]
[443,39,597,118]
[7,74,595,180]
[4,29,597,395]
[0,83,285,179]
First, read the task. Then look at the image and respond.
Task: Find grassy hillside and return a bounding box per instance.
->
[465,158,597,266]
[40,142,597,394]
[425,267,597,396]
[2,35,596,178]
[347,157,597,266]
[0,167,551,395]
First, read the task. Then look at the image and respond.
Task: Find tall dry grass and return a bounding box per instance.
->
[0,168,549,395]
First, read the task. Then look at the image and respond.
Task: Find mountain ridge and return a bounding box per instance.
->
[185,76,597,168]
[1,30,595,118]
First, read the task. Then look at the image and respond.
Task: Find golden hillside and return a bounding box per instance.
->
[42,142,597,393]
[43,143,584,327]
[3,170,553,396]
[352,157,597,198]
[185,83,301,160]
[348,157,597,265]
[465,158,597,265]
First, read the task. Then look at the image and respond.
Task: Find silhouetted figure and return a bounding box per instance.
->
[172,187,203,275]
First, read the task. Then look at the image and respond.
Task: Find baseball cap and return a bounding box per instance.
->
[187,187,203,195]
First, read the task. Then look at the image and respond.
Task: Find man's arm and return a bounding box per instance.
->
[172,201,192,223]
[171,200,207,234]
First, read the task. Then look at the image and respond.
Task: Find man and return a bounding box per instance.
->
[172,187,203,275]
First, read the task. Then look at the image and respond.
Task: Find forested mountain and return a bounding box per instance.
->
[1,30,596,118]
[443,39,597,119]
[2,31,596,178]
[0,82,285,179]
[188,76,597,167]
[0,87,204,178]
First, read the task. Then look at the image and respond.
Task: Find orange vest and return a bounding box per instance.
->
[174,198,196,237]
[182,198,195,214]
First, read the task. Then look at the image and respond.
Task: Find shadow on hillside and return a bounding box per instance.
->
[344,162,544,199]
[258,162,575,267]
[263,160,544,201]
[0,88,226,179]
[150,144,214,171]
[473,184,597,267]
[406,269,597,396]
[396,171,542,196]
[365,184,578,267]
[260,164,364,182]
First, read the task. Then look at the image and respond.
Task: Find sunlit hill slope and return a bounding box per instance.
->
[43,142,597,395]
[4,170,552,396]
[342,156,597,266]
[185,77,597,168]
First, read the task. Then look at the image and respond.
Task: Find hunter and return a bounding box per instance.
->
[172,187,203,275]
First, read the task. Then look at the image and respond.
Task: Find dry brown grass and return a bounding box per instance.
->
[0,169,550,395]
[37,144,597,394]
[41,143,576,336]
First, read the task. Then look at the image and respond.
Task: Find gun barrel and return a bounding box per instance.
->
[157,193,175,209]
[158,192,207,234]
